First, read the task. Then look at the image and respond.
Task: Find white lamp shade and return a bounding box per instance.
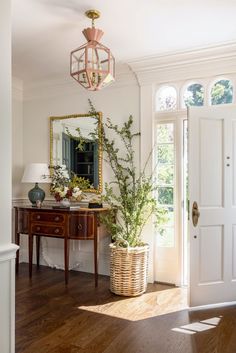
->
[22,163,51,183]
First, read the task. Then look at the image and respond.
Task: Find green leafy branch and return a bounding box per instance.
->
[88,100,167,248]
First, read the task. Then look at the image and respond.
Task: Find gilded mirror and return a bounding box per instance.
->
[50,113,102,194]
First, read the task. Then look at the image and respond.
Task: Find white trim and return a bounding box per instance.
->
[10,258,16,353]
[0,243,19,262]
[128,41,236,72]
[189,301,236,311]
[128,42,236,86]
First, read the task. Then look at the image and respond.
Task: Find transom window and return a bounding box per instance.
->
[211,79,233,105]
[183,83,204,107]
[156,86,177,111]
[156,77,234,111]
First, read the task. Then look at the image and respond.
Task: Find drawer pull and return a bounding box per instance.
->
[78,224,83,231]
[36,226,41,231]
[54,216,60,221]
[54,228,60,234]
[36,215,41,220]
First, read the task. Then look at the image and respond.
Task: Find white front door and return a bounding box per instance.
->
[189,105,236,306]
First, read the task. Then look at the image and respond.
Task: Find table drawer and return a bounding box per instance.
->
[69,214,95,239]
[31,212,65,224]
[31,224,64,237]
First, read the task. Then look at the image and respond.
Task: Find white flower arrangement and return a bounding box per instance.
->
[49,165,91,202]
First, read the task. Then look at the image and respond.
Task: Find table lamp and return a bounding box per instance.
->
[22,163,51,206]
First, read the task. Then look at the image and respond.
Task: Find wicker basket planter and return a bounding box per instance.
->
[109,243,149,296]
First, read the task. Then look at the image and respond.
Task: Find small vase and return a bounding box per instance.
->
[60,198,70,207]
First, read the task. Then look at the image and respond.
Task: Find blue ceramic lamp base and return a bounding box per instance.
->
[28,183,45,206]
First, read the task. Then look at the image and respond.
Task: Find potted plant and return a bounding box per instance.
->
[88,103,166,296]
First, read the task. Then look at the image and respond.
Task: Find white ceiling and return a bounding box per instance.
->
[12,0,236,82]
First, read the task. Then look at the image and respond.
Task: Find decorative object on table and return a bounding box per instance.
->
[36,200,42,208]
[88,102,167,296]
[88,196,103,209]
[21,163,51,206]
[49,165,91,205]
[70,9,115,91]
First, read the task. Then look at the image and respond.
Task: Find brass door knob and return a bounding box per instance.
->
[192,201,200,227]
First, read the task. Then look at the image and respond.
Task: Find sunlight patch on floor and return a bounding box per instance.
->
[78,287,188,321]
[172,316,222,335]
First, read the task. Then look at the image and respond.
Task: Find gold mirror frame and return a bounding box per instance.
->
[49,112,103,194]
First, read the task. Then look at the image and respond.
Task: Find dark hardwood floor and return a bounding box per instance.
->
[16,264,236,353]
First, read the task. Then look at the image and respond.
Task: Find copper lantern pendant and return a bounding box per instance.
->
[70,10,115,91]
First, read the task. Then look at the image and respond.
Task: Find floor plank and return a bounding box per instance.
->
[16,264,236,353]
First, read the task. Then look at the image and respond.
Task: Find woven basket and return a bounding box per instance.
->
[109,243,149,296]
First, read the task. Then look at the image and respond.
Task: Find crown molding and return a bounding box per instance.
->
[23,63,138,101]
[128,41,236,86]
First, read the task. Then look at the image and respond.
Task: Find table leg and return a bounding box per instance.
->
[36,236,40,268]
[94,233,98,287]
[28,233,33,278]
[64,237,69,285]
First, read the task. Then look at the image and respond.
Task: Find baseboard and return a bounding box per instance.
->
[189,301,236,311]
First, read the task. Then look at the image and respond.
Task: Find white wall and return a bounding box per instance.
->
[0,1,18,352]
[17,66,140,275]
[12,78,23,199]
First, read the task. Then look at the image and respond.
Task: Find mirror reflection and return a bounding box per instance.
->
[50,113,102,193]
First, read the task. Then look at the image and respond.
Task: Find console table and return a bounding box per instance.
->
[14,206,109,286]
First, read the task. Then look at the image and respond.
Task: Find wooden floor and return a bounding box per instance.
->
[16,264,236,353]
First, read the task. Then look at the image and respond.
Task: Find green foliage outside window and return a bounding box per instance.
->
[211,80,233,105]
[157,165,174,185]
[157,145,174,164]
[156,123,175,247]
[184,83,204,107]
[157,123,174,143]
[158,187,173,205]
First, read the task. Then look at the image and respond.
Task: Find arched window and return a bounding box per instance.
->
[211,79,233,105]
[183,83,204,107]
[156,86,177,111]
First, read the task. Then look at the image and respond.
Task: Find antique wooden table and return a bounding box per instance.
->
[14,206,109,286]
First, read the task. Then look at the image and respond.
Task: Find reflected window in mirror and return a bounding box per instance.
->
[50,113,102,194]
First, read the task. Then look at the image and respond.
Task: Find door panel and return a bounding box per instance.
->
[232,226,236,279]
[199,225,223,283]
[200,118,223,207]
[233,122,236,206]
[189,105,236,306]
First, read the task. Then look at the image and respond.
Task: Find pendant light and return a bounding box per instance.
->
[70,9,115,91]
